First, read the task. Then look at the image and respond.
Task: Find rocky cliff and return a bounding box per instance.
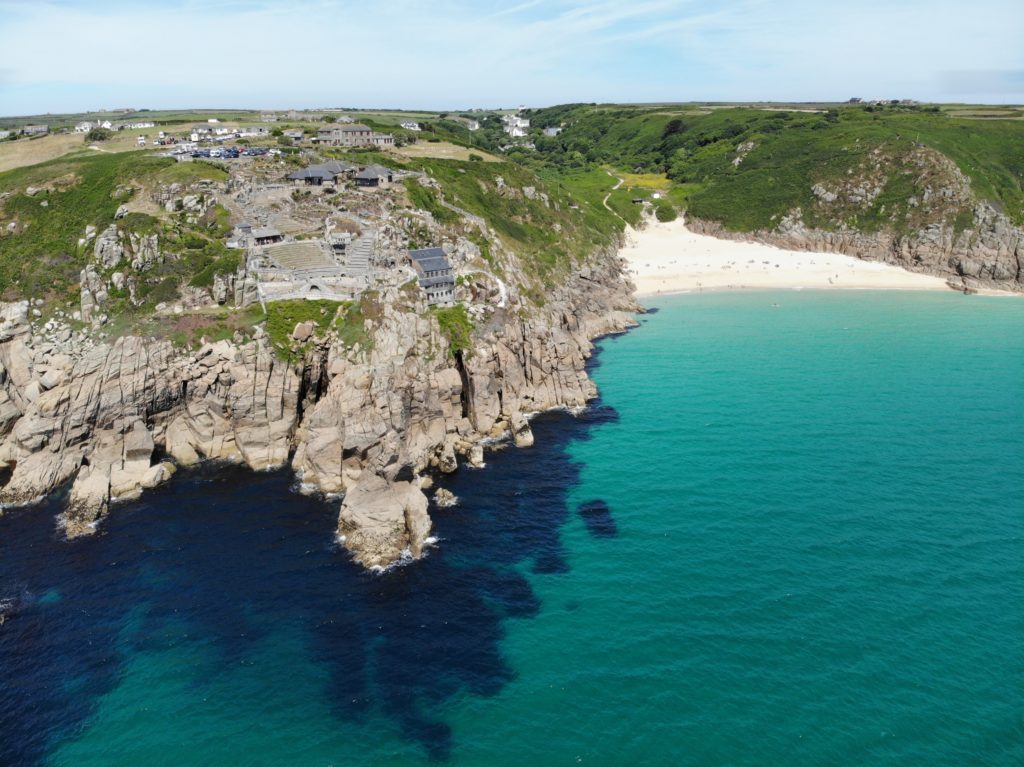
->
[689,146,1024,293]
[0,249,637,569]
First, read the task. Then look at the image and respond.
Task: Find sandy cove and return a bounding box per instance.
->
[620,217,950,296]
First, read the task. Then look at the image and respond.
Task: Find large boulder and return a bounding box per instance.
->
[337,473,431,569]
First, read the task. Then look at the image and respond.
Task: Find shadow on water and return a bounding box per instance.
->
[0,353,623,764]
[577,500,618,538]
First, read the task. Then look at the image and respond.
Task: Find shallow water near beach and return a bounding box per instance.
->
[1,290,1022,766]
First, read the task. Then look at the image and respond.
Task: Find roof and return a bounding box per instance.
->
[318,160,354,173]
[356,164,392,180]
[252,227,282,239]
[337,123,371,132]
[288,161,355,181]
[419,275,455,288]
[409,247,451,273]
[287,168,331,181]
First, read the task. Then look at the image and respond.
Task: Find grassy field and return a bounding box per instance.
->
[392,141,500,162]
[0,123,205,173]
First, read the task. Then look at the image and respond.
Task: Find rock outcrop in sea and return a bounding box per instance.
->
[0,251,637,569]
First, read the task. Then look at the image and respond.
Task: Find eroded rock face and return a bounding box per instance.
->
[93,224,124,269]
[0,245,639,569]
[688,148,1024,294]
[0,325,301,535]
[337,473,431,569]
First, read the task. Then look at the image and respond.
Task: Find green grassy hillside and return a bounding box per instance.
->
[520,104,1024,232]
[0,152,233,304]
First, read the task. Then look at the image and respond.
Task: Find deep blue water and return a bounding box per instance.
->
[1,291,1022,766]
[0,407,616,766]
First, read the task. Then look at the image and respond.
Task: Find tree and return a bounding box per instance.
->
[85,127,111,142]
[323,115,337,123]
[271,127,283,137]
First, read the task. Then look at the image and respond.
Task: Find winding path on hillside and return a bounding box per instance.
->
[602,170,627,225]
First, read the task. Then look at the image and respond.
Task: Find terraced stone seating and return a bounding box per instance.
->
[264,242,338,273]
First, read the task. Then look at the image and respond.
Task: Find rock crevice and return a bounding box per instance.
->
[0,248,638,569]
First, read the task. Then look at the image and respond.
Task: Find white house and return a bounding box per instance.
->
[502,114,530,138]
[400,121,421,131]
[74,121,92,133]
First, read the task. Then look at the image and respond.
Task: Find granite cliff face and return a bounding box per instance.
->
[690,146,1023,293]
[689,205,1023,293]
[0,250,637,569]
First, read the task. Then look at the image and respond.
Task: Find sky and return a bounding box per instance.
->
[0,0,1022,116]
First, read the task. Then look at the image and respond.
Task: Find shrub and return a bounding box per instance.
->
[432,304,474,357]
[655,203,678,222]
[85,127,112,142]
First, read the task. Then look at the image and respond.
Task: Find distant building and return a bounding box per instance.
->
[408,247,455,306]
[74,121,93,133]
[260,112,279,123]
[286,160,354,186]
[21,124,49,136]
[252,227,285,246]
[287,110,323,121]
[239,126,270,137]
[355,164,394,188]
[283,128,304,140]
[543,126,562,137]
[502,114,529,138]
[400,121,421,131]
[315,124,394,147]
[0,130,10,140]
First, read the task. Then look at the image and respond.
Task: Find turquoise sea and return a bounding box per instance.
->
[1,290,1022,765]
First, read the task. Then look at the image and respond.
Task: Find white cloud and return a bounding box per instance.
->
[0,0,1020,114]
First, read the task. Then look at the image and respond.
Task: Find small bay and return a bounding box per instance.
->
[1,290,1021,766]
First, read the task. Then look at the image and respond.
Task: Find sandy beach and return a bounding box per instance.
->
[621,217,950,296]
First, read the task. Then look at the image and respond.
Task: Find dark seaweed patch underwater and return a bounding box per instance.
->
[0,403,620,766]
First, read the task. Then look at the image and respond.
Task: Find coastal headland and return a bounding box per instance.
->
[1,101,1023,571]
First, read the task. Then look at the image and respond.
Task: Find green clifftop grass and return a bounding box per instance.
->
[0,152,228,302]
[522,104,1024,232]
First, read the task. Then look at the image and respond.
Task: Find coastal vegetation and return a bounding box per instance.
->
[265,298,372,355]
[432,303,474,357]
[0,152,229,302]
[515,103,1024,231]
[4,100,1023,356]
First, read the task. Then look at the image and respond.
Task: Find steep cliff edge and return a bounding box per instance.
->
[0,248,637,569]
[687,146,1023,292]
